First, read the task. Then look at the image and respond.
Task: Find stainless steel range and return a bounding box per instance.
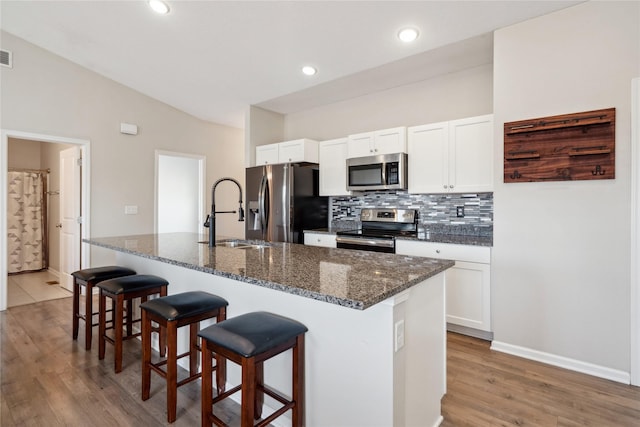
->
[335,208,418,253]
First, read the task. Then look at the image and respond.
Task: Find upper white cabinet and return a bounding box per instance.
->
[347,127,407,158]
[255,139,318,165]
[319,138,350,196]
[255,144,279,165]
[408,114,493,193]
[278,139,319,163]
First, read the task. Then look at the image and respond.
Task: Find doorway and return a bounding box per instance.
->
[1,130,90,311]
[155,150,205,234]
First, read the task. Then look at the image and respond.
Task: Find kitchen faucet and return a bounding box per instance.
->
[204,177,244,247]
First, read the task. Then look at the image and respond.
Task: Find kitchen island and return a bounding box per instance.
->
[85,232,454,427]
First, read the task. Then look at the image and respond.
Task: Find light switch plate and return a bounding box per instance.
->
[124,205,138,215]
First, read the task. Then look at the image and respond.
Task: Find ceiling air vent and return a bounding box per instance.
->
[1,49,13,68]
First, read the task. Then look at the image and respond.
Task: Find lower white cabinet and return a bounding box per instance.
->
[304,232,337,248]
[396,240,491,335]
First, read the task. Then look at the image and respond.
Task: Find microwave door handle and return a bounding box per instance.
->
[381,162,387,186]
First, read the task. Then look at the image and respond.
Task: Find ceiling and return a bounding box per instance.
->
[0,1,581,129]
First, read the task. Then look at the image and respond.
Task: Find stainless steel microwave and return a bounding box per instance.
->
[346,153,408,191]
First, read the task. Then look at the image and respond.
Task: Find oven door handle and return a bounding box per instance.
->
[335,236,395,248]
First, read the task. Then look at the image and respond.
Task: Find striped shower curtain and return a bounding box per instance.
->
[7,170,48,273]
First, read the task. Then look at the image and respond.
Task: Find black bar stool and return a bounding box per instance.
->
[140,291,229,423]
[71,266,136,350]
[97,274,168,373]
[199,311,307,427]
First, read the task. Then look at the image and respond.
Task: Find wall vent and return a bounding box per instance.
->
[1,49,13,68]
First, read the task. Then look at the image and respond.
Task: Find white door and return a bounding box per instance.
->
[59,146,81,291]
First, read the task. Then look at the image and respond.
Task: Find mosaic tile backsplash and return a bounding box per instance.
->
[330,191,493,236]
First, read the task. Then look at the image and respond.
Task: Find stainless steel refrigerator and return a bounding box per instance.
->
[245,163,328,243]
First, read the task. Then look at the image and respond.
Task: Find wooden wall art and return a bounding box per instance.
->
[504,108,615,183]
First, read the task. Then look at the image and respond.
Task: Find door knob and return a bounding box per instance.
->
[56,223,62,228]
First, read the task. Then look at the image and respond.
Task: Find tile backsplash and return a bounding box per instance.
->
[330,191,493,236]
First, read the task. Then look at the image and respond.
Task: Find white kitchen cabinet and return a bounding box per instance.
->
[347,127,407,158]
[304,232,337,248]
[408,114,493,193]
[255,144,279,165]
[255,139,319,166]
[396,239,491,336]
[319,138,350,196]
[278,138,318,163]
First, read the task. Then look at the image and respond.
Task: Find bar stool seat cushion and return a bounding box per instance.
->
[98,274,169,295]
[198,311,308,358]
[140,291,228,321]
[71,266,136,282]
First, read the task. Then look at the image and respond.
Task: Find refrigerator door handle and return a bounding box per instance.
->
[282,165,288,242]
[258,173,268,238]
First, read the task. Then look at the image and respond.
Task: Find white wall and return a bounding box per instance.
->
[283,63,493,141]
[492,1,639,373]
[8,137,41,169]
[1,31,245,266]
[244,105,284,167]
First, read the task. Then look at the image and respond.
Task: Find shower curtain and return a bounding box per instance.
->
[7,170,48,273]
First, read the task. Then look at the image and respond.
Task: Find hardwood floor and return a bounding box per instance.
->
[442,333,640,427]
[1,297,639,426]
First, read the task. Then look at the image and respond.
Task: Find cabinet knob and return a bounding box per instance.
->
[443,185,447,189]
[449,185,454,189]
[436,249,441,254]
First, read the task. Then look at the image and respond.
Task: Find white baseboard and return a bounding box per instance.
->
[46,267,60,277]
[491,340,631,384]
[447,323,493,341]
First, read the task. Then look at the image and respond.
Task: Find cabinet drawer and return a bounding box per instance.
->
[304,233,336,248]
[396,240,490,263]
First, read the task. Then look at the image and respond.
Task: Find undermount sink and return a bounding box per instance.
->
[199,239,271,250]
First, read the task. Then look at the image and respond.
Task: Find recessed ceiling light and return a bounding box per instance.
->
[398,27,419,43]
[302,66,317,76]
[149,0,170,15]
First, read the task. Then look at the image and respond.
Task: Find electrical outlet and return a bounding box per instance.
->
[456,206,465,218]
[394,320,405,352]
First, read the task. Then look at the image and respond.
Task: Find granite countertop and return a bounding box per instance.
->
[84,233,454,310]
[304,228,493,247]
